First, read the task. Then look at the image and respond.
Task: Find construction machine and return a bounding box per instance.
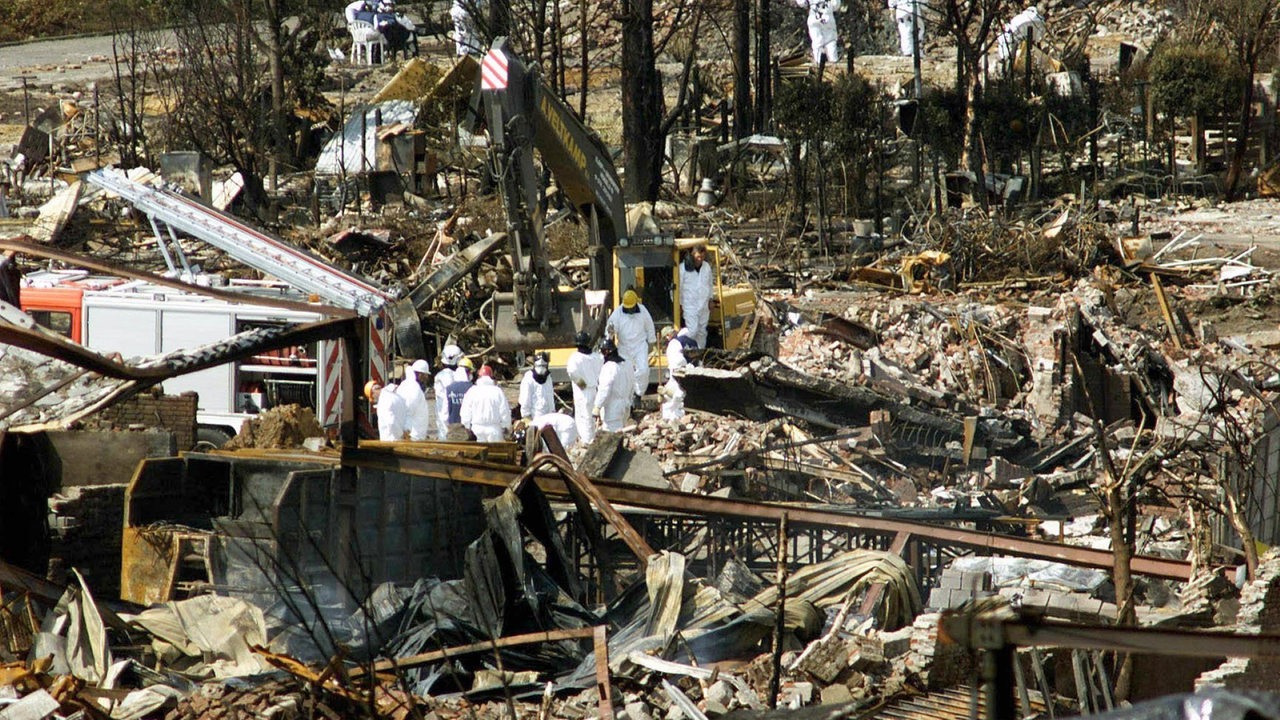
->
[459,38,755,362]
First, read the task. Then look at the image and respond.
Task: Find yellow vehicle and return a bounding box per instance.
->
[543,236,756,383]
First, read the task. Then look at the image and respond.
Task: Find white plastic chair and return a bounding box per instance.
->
[348,20,386,65]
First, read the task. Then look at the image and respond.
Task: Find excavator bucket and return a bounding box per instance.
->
[491,289,593,351]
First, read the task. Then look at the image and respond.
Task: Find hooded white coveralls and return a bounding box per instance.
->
[606,304,656,397]
[433,366,458,440]
[461,377,511,442]
[531,412,579,449]
[519,369,556,419]
[796,0,841,65]
[396,373,432,441]
[451,0,482,56]
[566,348,603,445]
[594,358,636,432]
[997,6,1044,61]
[661,334,690,420]
[376,383,408,441]
[889,0,924,57]
[679,257,714,349]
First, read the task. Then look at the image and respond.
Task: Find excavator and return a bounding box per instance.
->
[394,38,755,372]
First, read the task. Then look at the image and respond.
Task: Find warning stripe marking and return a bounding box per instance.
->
[481,49,508,90]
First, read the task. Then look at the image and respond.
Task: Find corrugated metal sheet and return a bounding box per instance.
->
[868,685,1048,720]
[314,100,418,176]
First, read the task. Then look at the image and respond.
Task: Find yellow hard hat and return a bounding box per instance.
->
[363,380,379,402]
[458,357,475,370]
[622,289,639,308]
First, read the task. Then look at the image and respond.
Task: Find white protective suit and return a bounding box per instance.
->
[531,412,579,449]
[519,370,556,419]
[450,0,482,56]
[679,256,714,349]
[460,377,512,442]
[594,358,636,432]
[661,332,692,420]
[605,304,656,397]
[345,0,370,23]
[433,366,458,440]
[997,6,1045,61]
[395,373,431,441]
[889,0,924,57]
[376,384,408,441]
[795,0,841,65]
[566,348,603,446]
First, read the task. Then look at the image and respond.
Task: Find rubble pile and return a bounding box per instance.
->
[222,405,326,450]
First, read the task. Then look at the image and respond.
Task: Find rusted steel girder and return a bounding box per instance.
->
[0,316,360,381]
[340,445,1194,581]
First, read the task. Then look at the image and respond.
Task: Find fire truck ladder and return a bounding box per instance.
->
[86,168,392,315]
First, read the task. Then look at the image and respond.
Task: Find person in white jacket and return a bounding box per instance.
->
[451,0,484,56]
[679,245,714,349]
[396,359,432,441]
[795,0,842,66]
[889,0,924,57]
[461,365,512,442]
[434,343,463,440]
[519,353,556,420]
[566,332,603,445]
[997,4,1045,62]
[345,0,372,24]
[594,339,636,432]
[367,380,408,441]
[659,328,694,421]
[530,412,579,449]
[605,289,655,398]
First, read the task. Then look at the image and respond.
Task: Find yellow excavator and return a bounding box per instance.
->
[463,38,754,378]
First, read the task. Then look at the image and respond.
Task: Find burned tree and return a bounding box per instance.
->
[155,0,329,217]
[619,0,665,202]
[935,0,1008,187]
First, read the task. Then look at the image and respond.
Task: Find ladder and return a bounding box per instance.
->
[87,168,393,315]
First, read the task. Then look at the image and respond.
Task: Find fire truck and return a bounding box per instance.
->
[21,269,390,446]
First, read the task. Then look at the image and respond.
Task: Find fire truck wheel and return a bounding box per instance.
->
[194,427,235,451]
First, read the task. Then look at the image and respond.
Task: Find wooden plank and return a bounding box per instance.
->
[351,626,601,677]
[1150,272,1185,350]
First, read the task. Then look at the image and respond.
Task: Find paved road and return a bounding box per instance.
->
[0,33,149,91]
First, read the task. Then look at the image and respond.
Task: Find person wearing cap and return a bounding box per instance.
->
[461,364,512,442]
[444,358,475,440]
[997,4,1045,62]
[566,331,603,445]
[605,289,656,399]
[519,352,556,421]
[679,245,714,349]
[434,343,464,440]
[594,339,636,432]
[396,359,432,441]
[345,0,372,24]
[366,380,408,441]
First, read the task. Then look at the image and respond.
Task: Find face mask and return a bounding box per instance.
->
[534,371,549,383]
[623,305,639,314]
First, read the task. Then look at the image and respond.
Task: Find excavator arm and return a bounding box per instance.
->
[483,37,628,350]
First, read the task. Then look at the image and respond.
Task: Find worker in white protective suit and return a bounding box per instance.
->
[345,0,372,24]
[605,289,656,399]
[461,365,512,442]
[519,352,556,420]
[997,4,1045,62]
[434,343,464,440]
[566,331,603,446]
[795,0,842,66]
[889,0,924,57]
[530,412,580,450]
[396,359,432,441]
[451,0,484,56]
[367,380,407,441]
[679,245,714,349]
[659,328,696,420]
[594,339,636,432]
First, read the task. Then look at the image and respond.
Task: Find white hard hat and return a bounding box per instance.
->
[410,359,430,373]
[442,344,463,364]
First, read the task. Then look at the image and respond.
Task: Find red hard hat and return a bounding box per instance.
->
[478,364,494,378]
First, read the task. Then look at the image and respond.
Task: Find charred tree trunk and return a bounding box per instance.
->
[490,0,510,40]
[266,0,285,192]
[620,0,664,201]
[1225,70,1256,200]
[733,0,752,139]
[753,0,771,131]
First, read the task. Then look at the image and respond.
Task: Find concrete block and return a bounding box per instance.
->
[820,685,853,705]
